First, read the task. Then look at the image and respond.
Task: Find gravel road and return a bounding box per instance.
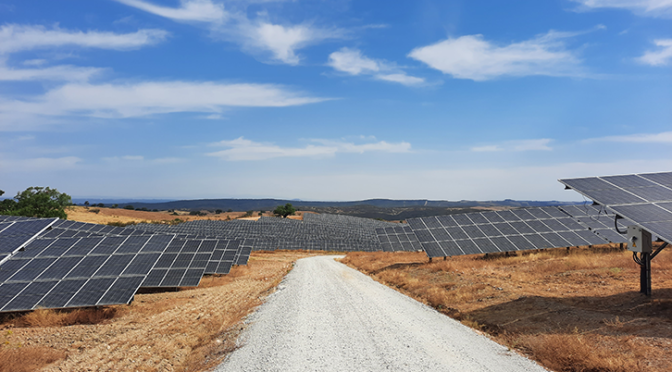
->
[216,256,548,372]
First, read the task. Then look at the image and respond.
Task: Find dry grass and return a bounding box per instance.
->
[0,346,66,372]
[0,251,323,372]
[66,206,309,225]
[8,307,124,328]
[342,245,672,372]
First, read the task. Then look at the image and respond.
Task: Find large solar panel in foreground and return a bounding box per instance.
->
[407,206,622,258]
[560,172,672,244]
[0,234,174,312]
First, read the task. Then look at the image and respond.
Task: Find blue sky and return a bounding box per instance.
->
[1,0,670,201]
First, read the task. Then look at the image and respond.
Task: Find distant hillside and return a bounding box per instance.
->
[111,198,579,220]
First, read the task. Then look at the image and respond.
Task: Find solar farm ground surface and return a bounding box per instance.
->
[342,248,672,372]
[3,205,672,372]
[1,247,671,372]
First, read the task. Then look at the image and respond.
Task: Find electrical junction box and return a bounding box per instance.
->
[627,225,652,253]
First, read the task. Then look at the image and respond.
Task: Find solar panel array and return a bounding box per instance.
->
[560,172,672,244]
[129,214,404,252]
[0,234,174,312]
[0,216,257,312]
[406,206,627,258]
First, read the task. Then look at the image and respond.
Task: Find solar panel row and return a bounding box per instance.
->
[559,172,672,245]
[406,206,626,258]
[0,217,255,312]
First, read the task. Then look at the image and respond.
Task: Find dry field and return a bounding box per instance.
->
[341,246,672,372]
[0,251,323,372]
[65,206,308,225]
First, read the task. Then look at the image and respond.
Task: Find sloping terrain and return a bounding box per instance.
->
[342,248,672,372]
[0,251,319,372]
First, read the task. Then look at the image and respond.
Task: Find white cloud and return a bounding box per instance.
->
[114,0,227,23]
[0,62,102,82]
[207,137,411,161]
[235,21,345,65]
[328,48,425,86]
[0,24,168,54]
[584,131,672,143]
[0,156,82,172]
[152,157,185,164]
[471,145,502,152]
[0,81,328,127]
[638,39,672,66]
[470,139,553,152]
[328,48,381,75]
[408,31,584,81]
[374,73,425,86]
[114,0,344,65]
[572,0,672,17]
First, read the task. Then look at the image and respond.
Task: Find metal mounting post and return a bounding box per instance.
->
[639,252,652,296]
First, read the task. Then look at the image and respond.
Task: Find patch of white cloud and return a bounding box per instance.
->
[375,73,426,86]
[0,61,103,82]
[240,21,344,65]
[114,0,345,65]
[328,48,381,74]
[638,39,672,65]
[0,24,168,54]
[584,131,672,143]
[207,137,411,161]
[114,0,227,23]
[408,31,585,81]
[471,139,553,152]
[471,145,502,152]
[0,81,328,126]
[328,48,425,86]
[572,0,672,17]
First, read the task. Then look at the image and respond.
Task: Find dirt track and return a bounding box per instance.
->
[216,256,548,372]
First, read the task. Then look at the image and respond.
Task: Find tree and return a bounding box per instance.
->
[273,203,296,218]
[0,186,72,219]
[84,201,89,207]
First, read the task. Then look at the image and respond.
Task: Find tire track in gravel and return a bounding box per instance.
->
[216,256,548,372]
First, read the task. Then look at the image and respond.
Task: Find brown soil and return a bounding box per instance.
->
[0,251,322,372]
[66,206,307,225]
[341,246,672,372]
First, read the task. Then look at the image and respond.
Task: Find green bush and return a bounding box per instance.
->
[0,187,72,219]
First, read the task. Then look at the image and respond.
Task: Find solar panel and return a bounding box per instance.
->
[234,239,253,266]
[375,225,423,252]
[407,206,623,258]
[140,238,215,288]
[559,171,672,244]
[204,239,246,274]
[0,233,174,312]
